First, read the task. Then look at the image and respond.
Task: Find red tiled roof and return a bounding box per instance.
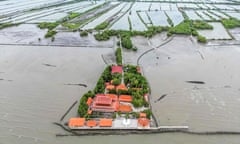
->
[105,94,118,101]
[111,66,122,74]
[95,96,112,105]
[95,94,105,97]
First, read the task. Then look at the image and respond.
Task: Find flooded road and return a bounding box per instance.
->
[0,36,240,143]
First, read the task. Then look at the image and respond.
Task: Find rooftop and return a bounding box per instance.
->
[111,66,122,74]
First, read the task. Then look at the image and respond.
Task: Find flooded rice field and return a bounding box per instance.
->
[1,0,240,31]
[197,22,232,40]
[0,24,114,47]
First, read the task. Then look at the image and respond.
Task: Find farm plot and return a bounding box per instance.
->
[29,13,69,23]
[185,10,202,20]
[230,5,240,11]
[225,11,240,20]
[177,3,198,9]
[205,4,217,9]
[204,11,221,20]
[160,3,170,11]
[214,5,235,10]
[197,4,209,9]
[149,3,160,11]
[210,10,229,19]
[169,3,178,10]
[147,11,169,26]
[1,1,95,23]
[197,22,231,40]
[82,3,125,30]
[73,1,105,13]
[129,12,147,31]
[195,11,212,21]
[138,11,152,26]
[110,13,130,31]
[0,0,70,16]
[165,10,184,26]
[131,2,150,11]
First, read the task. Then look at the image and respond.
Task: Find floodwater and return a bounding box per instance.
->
[1,34,240,144]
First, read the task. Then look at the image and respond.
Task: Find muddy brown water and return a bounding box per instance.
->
[0,35,240,143]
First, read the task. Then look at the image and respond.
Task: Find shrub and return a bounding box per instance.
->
[112,78,121,86]
[121,36,133,49]
[45,30,57,38]
[78,91,94,117]
[116,48,122,65]
[94,31,110,41]
[142,109,152,119]
[80,31,88,37]
[197,35,207,43]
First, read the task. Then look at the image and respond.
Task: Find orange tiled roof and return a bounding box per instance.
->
[99,119,112,127]
[68,118,85,127]
[139,112,146,118]
[106,85,115,90]
[138,118,149,127]
[119,95,132,102]
[87,120,97,127]
[88,109,92,115]
[118,104,132,112]
[116,84,128,91]
[87,97,93,106]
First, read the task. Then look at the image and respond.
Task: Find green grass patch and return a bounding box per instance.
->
[38,22,59,30]
[168,20,193,36]
[95,21,109,30]
[221,18,240,29]
[68,12,80,19]
[0,23,17,30]
[193,20,213,29]
[62,22,81,30]
[45,30,57,38]
[116,48,122,65]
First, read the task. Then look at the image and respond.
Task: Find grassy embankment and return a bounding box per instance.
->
[0,23,18,30]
